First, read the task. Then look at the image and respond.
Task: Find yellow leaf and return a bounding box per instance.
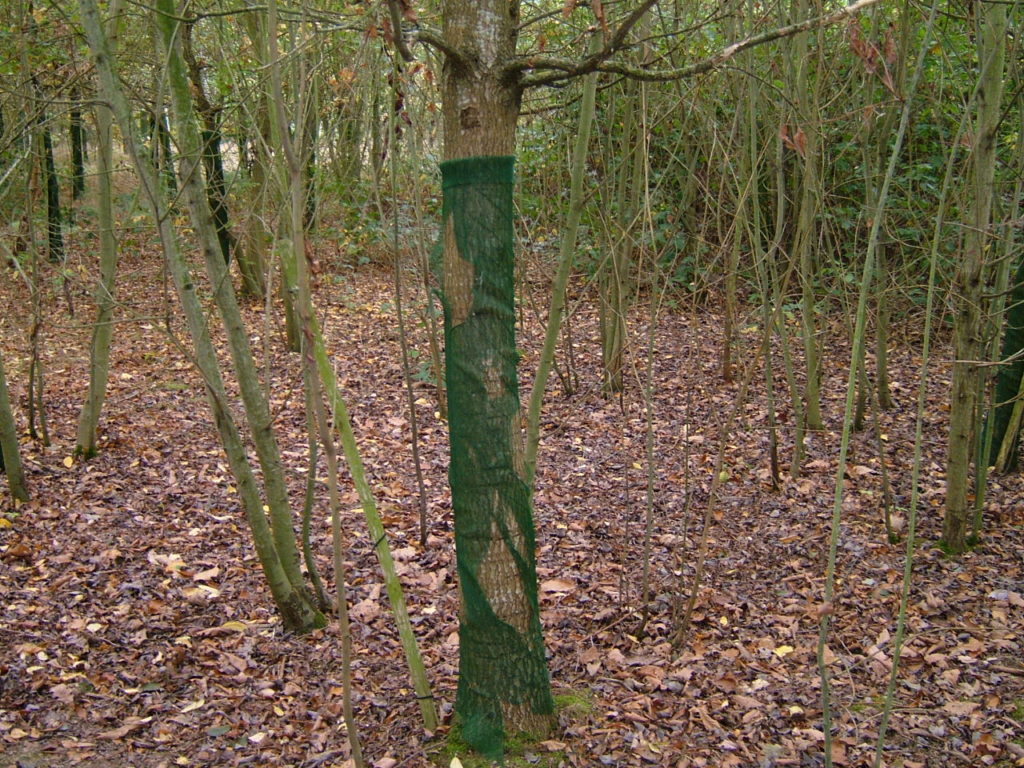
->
[632,462,643,470]
[180,699,205,714]
[719,615,729,626]
[220,620,248,632]
[450,758,464,768]
[774,645,795,658]
[63,456,74,468]
[0,518,12,529]
[192,566,221,581]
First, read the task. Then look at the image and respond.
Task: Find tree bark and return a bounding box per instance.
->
[989,245,1024,472]
[75,96,119,456]
[439,0,554,757]
[0,348,29,502]
[943,0,1007,553]
[70,99,86,202]
[40,116,65,263]
[182,21,235,265]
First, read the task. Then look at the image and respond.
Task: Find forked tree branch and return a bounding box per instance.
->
[512,0,884,88]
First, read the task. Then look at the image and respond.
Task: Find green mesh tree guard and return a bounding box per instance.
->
[440,155,553,760]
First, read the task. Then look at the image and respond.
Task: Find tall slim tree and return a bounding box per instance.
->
[988,251,1024,472]
[943,0,1008,553]
[76,0,123,457]
[182,20,235,265]
[433,2,554,755]
[39,112,64,263]
[70,101,86,202]
[0,347,29,502]
[79,0,325,633]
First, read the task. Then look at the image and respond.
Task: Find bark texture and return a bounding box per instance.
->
[944,0,1007,552]
[439,0,553,757]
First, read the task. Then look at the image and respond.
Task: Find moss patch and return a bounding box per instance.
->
[428,689,594,766]
[553,688,595,719]
[427,720,565,768]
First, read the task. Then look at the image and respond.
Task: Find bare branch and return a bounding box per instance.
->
[504,0,657,84]
[386,0,415,63]
[605,0,660,53]
[515,0,884,88]
[410,26,469,68]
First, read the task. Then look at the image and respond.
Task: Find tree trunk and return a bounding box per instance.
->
[182,22,235,265]
[303,78,318,232]
[786,0,824,431]
[943,0,1007,553]
[79,0,324,633]
[988,231,1024,472]
[0,348,29,502]
[524,32,600,483]
[40,116,65,263]
[70,99,87,202]
[76,96,119,456]
[154,0,324,623]
[440,0,554,757]
[599,80,641,395]
[155,109,177,194]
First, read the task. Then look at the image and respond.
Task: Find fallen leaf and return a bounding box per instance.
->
[943,701,980,716]
[350,598,381,623]
[50,683,75,705]
[192,566,220,581]
[540,578,575,593]
[99,717,149,739]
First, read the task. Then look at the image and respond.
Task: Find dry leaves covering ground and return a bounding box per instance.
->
[1,244,1023,768]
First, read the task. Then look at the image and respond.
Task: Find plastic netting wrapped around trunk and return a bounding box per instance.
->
[440,155,553,759]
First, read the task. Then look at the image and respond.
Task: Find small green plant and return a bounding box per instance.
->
[412,358,436,386]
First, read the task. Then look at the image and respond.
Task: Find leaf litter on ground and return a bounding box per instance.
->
[1,245,1023,768]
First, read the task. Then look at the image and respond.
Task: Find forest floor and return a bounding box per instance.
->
[1,242,1023,768]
